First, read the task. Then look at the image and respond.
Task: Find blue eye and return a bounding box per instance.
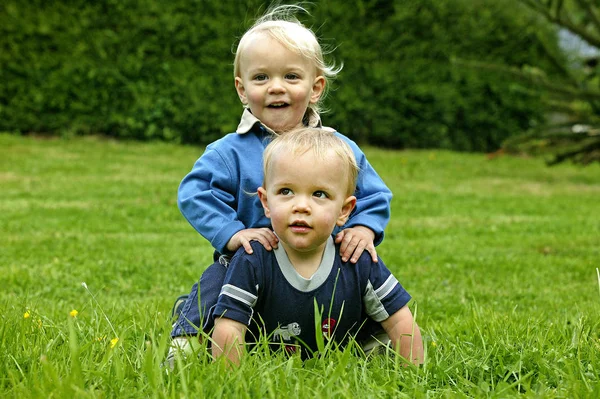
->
[285,73,299,80]
[279,188,292,195]
[254,74,268,81]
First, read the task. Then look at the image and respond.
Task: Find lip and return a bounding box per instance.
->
[267,102,289,108]
[289,221,311,233]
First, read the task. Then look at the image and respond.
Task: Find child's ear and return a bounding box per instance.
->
[310,76,326,104]
[235,77,248,105]
[336,195,356,226]
[258,187,271,218]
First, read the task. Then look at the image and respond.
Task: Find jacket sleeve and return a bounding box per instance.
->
[177,147,246,253]
[336,133,392,246]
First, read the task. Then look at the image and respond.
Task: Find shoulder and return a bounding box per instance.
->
[230,241,276,267]
[352,250,387,282]
[332,242,374,275]
[332,132,366,159]
[207,132,261,151]
[202,132,266,167]
[227,242,278,289]
[331,131,355,145]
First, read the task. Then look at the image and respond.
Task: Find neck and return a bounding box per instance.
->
[280,242,326,279]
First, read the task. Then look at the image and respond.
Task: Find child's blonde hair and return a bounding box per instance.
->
[263,128,358,196]
[234,4,341,115]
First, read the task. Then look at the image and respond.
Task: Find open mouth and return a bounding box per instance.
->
[290,221,310,228]
[268,102,289,108]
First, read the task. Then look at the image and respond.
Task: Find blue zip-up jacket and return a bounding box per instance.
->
[178,109,393,254]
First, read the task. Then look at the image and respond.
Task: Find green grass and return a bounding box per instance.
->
[1,133,599,397]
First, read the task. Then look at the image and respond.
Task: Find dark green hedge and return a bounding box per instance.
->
[0,0,567,151]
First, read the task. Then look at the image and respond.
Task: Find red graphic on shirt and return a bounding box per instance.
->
[321,318,337,339]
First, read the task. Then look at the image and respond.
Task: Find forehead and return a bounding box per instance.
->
[239,33,310,66]
[243,22,312,51]
[267,149,348,188]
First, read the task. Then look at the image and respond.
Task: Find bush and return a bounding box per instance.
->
[0,0,568,151]
[316,0,563,151]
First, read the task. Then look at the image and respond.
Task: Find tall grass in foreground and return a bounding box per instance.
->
[1,133,599,397]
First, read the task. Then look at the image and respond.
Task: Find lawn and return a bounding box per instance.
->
[1,133,599,397]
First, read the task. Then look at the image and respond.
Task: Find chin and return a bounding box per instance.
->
[264,117,302,132]
[288,241,322,253]
[283,238,312,250]
[270,123,297,133]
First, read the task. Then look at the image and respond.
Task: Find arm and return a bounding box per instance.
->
[381,306,424,365]
[335,134,392,263]
[178,146,277,254]
[212,317,247,366]
[178,147,244,253]
[361,255,422,364]
[211,244,262,365]
[337,133,392,245]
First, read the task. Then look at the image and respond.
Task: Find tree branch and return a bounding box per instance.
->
[519,0,600,48]
[548,138,600,165]
[452,57,600,102]
[573,0,600,34]
[536,34,580,86]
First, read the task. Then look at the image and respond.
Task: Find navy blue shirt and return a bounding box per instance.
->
[212,237,411,358]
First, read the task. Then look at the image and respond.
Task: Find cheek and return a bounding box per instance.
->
[245,89,263,104]
[268,207,286,224]
[290,86,312,103]
[319,210,339,227]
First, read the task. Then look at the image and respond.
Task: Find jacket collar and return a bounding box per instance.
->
[236,108,323,135]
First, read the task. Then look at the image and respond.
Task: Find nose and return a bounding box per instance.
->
[268,77,285,94]
[292,196,310,213]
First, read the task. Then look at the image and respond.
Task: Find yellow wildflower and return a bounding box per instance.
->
[24,311,31,319]
[69,309,79,318]
[110,337,119,348]
[432,341,438,347]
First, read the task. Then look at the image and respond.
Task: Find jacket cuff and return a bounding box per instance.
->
[211,222,246,254]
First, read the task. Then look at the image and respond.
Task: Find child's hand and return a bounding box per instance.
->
[335,226,378,263]
[227,228,279,254]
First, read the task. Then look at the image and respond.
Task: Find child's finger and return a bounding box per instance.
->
[263,229,279,247]
[256,235,273,251]
[366,246,378,263]
[340,235,360,262]
[254,229,277,250]
[349,241,366,263]
[334,230,346,244]
[242,238,254,254]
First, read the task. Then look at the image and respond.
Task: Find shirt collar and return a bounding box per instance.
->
[236,108,323,135]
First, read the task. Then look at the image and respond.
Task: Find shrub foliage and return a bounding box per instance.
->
[0,0,569,150]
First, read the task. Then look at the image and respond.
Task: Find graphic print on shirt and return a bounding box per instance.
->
[321,317,337,339]
[273,322,301,342]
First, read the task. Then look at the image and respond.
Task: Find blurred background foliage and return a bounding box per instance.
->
[498,0,600,165]
[1,0,598,160]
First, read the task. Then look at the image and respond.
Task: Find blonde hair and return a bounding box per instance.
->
[234,4,341,115]
[263,128,358,196]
